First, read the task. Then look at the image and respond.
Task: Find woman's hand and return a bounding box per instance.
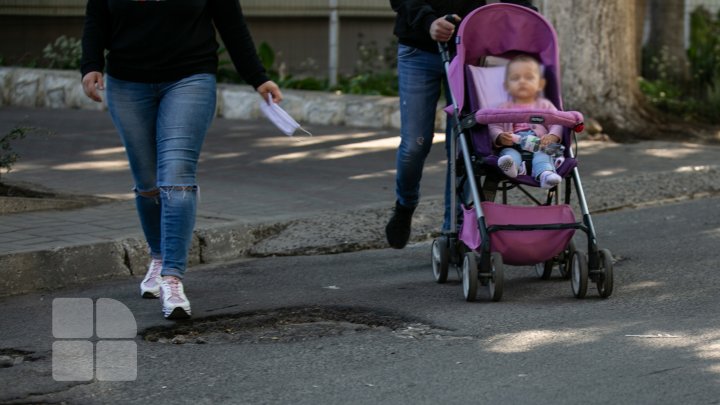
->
[430,15,460,42]
[257,80,283,103]
[82,71,105,102]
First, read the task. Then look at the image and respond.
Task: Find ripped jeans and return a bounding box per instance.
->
[106,73,217,278]
[395,44,452,230]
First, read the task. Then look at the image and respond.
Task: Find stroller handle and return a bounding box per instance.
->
[437,14,459,57]
[437,15,462,235]
[474,108,585,133]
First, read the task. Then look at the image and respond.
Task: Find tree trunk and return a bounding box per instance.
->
[543,0,657,139]
[645,0,689,82]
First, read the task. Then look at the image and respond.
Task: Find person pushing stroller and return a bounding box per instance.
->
[489,55,565,189]
[385,0,538,250]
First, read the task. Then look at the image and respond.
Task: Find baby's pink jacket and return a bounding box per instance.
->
[488,97,564,145]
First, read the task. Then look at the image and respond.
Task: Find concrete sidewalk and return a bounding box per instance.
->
[1,106,719,297]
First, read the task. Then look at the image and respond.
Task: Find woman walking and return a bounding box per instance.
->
[81,0,282,319]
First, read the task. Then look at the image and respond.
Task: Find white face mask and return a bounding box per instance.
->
[259,94,312,137]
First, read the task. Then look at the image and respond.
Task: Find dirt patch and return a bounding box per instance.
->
[0,181,112,215]
[0,183,57,198]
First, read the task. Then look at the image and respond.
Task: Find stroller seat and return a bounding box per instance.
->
[464,63,580,187]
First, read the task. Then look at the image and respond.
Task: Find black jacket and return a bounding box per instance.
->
[81,0,268,86]
[390,0,537,53]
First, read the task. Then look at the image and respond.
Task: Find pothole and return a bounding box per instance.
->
[143,306,466,344]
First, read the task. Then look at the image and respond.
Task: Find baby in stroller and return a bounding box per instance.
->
[430,3,614,302]
[490,55,564,189]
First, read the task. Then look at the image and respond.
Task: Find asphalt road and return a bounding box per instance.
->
[1,196,720,404]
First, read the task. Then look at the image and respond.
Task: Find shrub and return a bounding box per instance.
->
[217,37,398,96]
[42,35,82,70]
[640,6,720,124]
[688,7,720,94]
[0,127,31,182]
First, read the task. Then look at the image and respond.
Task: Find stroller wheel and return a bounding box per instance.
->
[558,240,576,280]
[431,236,450,283]
[571,250,589,298]
[488,252,504,302]
[462,253,478,302]
[534,261,553,280]
[596,249,614,298]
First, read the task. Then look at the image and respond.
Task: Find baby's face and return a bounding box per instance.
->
[505,60,544,103]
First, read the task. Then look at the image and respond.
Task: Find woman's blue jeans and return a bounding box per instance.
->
[106,73,217,279]
[395,44,453,230]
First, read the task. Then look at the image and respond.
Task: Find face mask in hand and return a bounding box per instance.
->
[259,94,312,137]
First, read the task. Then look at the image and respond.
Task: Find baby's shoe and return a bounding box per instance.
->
[539,171,562,189]
[498,155,518,178]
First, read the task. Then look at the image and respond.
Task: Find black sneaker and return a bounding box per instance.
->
[385,201,416,249]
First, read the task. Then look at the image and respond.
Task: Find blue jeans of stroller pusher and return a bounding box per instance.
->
[395,44,453,230]
[106,73,217,279]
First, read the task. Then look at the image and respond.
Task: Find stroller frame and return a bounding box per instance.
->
[429,5,613,302]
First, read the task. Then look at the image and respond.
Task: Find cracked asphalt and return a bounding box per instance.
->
[1,196,720,404]
[2,107,720,403]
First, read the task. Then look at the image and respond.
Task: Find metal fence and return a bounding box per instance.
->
[0,0,393,17]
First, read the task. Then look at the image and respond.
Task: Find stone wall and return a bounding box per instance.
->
[0,67,447,131]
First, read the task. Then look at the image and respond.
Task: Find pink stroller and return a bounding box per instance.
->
[430,4,613,301]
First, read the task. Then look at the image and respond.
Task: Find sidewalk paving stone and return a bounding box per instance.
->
[2,106,720,296]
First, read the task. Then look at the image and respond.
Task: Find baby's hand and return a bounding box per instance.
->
[540,134,561,146]
[497,132,515,146]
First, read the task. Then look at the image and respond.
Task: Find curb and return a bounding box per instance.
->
[0,201,443,298]
[3,165,720,297]
[0,220,266,297]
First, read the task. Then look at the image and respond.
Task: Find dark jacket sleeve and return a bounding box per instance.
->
[390,0,439,35]
[209,0,269,89]
[80,0,110,77]
[390,1,537,38]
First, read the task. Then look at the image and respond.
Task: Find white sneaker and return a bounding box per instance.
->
[160,277,191,319]
[140,259,163,298]
[539,171,562,189]
[498,155,518,178]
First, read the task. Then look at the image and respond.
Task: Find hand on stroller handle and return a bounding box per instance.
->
[431,14,460,43]
[444,14,460,24]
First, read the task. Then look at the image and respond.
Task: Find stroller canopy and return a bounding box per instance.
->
[448,3,562,112]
